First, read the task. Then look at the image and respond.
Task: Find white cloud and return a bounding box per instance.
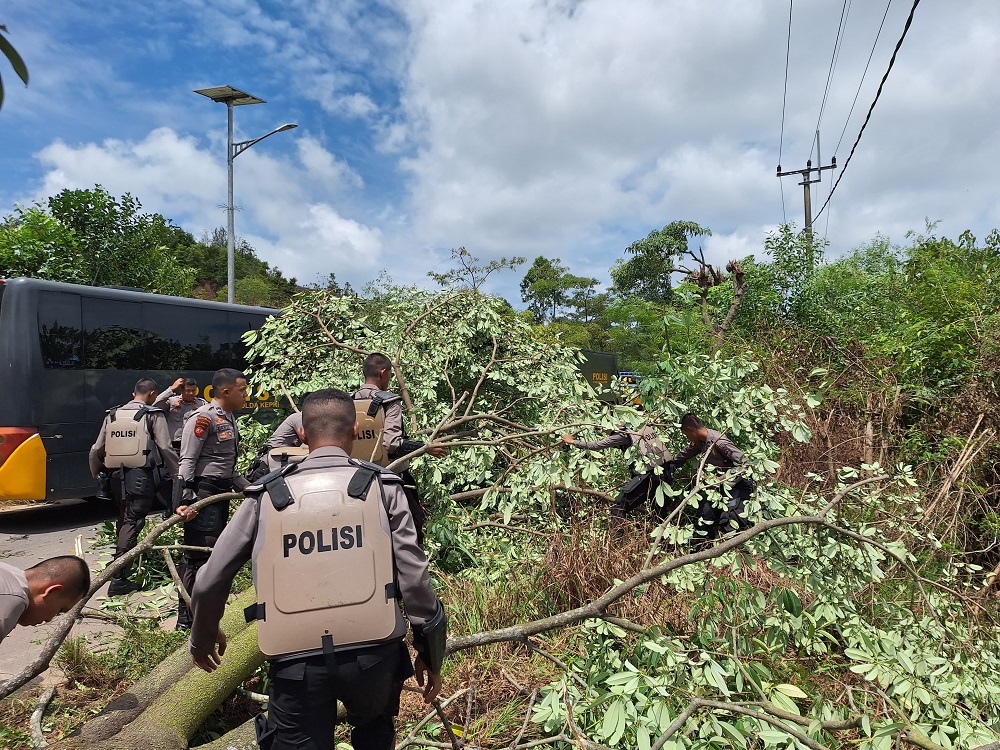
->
[32,128,383,286]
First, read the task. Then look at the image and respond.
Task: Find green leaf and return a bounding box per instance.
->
[0,31,29,85]
[774,683,808,700]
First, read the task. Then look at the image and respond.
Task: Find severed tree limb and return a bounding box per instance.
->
[0,491,242,701]
[31,685,56,749]
[160,549,191,611]
[396,689,469,750]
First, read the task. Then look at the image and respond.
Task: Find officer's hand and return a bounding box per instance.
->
[192,629,227,672]
[170,377,185,391]
[413,656,442,704]
[561,434,575,444]
[428,445,447,458]
[175,505,198,523]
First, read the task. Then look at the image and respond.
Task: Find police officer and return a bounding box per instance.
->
[665,413,753,544]
[354,353,445,546]
[189,389,446,750]
[173,368,249,629]
[154,376,208,451]
[89,378,179,596]
[562,419,674,531]
[264,411,304,451]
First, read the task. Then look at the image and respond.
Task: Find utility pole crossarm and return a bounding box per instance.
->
[776,157,837,236]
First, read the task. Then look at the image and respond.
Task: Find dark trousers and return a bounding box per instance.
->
[610,469,673,525]
[400,470,426,547]
[112,471,162,580]
[692,478,754,545]
[256,641,414,750]
[176,478,232,627]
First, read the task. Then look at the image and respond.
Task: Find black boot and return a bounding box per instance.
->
[108,577,142,596]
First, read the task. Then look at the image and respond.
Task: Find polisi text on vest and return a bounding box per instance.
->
[110,428,138,438]
[283,526,363,557]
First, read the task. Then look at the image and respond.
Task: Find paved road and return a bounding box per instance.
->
[0,499,117,689]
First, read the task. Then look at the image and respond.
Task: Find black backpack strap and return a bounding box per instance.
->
[246,464,298,510]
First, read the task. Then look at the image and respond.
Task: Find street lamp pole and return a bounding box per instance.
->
[194,85,297,304]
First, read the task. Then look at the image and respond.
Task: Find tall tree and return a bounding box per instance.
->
[428,246,525,291]
[610,220,711,303]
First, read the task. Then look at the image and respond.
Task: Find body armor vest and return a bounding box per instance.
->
[633,425,672,473]
[104,404,158,469]
[351,391,401,467]
[267,445,309,473]
[253,463,401,658]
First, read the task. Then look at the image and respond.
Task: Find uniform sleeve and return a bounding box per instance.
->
[381,400,406,456]
[178,411,210,483]
[264,413,302,450]
[153,389,174,406]
[189,496,258,656]
[0,593,28,644]
[88,415,110,478]
[384,481,438,625]
[711,434,745,468]
[574,432,633,451]
[151,414,179,477]
[672,440,704,466]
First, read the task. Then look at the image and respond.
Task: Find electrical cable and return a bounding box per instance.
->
[813,0,922,223]
[810,0,852,161]
[778,0,793,223]
[834,0,893,156]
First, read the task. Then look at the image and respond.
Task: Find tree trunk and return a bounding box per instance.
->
[49,588,264,750]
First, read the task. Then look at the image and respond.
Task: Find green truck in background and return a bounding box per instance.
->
[578,350,619,402]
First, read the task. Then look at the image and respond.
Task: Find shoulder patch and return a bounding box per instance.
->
[193,415,211,438]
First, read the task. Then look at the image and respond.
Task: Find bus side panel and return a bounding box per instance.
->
[37,291,92,500]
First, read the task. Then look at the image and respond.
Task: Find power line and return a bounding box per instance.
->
[834,0,893,156]
[812,0,922,223]
[810,0,853,161]
[778,0,793,223]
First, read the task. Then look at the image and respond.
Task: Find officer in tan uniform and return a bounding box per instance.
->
[562,418,673,532]
[89,377,179,596]
[353,353,445,546]
[665,413,753,544]
[265,411,304,450]
[154,376,208,450]
[173,368,249,629]
[189,389,446,750]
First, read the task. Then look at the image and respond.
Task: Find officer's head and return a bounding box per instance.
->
[301,389,358,451]
[212,369,248,411]
[134,378,158,406]
[181,378,200,403]
[680,413,708,444]
[19,556,90,627]
[362,352,393,391]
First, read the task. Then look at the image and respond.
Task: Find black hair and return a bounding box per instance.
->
[302,389,357,442]
[134,378,158,396]
[680,413,704,430]
[362,352,392,379]
[28,556,90,600]
[183,377,199,388]
[212,368,246,391]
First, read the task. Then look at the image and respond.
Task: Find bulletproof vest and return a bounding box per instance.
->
[351,391,401,467]
[104,404,158,469]
[633,425,672,472]
[267,445,309,472]
[253,463,400,658]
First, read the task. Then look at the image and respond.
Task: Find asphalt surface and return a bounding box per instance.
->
[0,499,122,689]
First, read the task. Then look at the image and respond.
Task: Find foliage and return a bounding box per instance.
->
[429,246,525,291]
[520,256,599,323]
[0,23,29,110]
[610,220,711,303]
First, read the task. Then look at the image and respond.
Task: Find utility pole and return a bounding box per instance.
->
[777,157,836,236]
[777,132,836,237]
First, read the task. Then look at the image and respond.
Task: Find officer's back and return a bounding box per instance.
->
[189,388,446,750]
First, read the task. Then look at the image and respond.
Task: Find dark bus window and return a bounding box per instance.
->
[144,303,231,370]
[38,292,83,369]
[82,298,145,369]
[228,312,266,368]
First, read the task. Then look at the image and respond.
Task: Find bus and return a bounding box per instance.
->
[0,277,278,503]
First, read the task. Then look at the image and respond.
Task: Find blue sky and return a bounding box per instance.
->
[3,1,999,300]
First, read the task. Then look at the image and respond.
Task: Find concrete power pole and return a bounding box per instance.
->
[777,157,836,236]
[777,133,836,237]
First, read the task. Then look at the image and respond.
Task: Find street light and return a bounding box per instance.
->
[194,85,297,304]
